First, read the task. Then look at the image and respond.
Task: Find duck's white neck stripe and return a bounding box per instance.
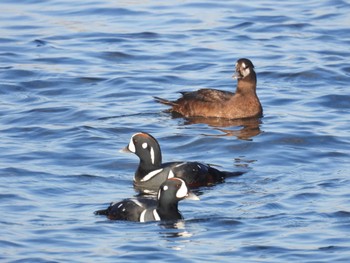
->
[141,168,163,182]
[150,147,155,165]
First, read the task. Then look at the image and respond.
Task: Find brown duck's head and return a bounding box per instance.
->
[233,58,255,80]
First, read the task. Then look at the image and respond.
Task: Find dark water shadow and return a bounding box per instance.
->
[158,220,194,238]
[171,112,263,140]
[98,112,159,121]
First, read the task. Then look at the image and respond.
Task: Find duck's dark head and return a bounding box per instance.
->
[123,132,162,168]
[157,178,200,203]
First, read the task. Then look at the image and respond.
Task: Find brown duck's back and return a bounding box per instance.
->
[173,91,262,119]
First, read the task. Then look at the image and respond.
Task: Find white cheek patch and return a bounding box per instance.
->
[176,179,188,199]
[141,168,163,182]
[243,67,250,78]
[242,62,246,69]
[167,170,175,179]
[163,185,168,191]
[142,142,148,149]
[128,137,136,153]
[150,147,155,165]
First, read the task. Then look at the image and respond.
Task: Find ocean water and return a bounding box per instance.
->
[1,0,350,262]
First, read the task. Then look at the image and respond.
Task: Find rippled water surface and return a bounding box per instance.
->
[1,0,350,262]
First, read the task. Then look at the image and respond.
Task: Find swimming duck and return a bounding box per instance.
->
[94,178,199,222]
[123,132,244,193]
[154,58,262,120]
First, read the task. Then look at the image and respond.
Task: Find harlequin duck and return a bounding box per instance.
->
[154,58,262,120]
[94,178,199,222]
[123,132,244,193]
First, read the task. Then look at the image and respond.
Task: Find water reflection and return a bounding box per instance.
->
[159,220,193,239]
[172,113,262,140]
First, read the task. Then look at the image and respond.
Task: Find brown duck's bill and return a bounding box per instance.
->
[232,71,241,79]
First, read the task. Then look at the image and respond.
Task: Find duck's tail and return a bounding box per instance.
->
[154,96,177,107]
[222,171,245,178]
[94,208,109,216]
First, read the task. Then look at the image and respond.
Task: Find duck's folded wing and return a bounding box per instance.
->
[180,89,233,102]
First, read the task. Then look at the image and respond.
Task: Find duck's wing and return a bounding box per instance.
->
[180,88,234,103]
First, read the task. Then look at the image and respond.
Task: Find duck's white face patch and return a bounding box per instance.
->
[141,168,163,182]
[242,62,246,69]
[142,142,148,149]
[167,170,175,179]
[128,136,136,153]
[242,66,250,78]
[150,147,155,164]
[176,179,188,199]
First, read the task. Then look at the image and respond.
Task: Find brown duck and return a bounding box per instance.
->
[154,58,263,120]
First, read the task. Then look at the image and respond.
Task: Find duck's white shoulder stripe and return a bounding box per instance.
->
[153,209,161,221]
[131,199,144,208]
[175,162,187,168]
[140,210,147,222]
[141,168,163,182]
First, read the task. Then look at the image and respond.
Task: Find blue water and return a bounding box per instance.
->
[1,0,350,262]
